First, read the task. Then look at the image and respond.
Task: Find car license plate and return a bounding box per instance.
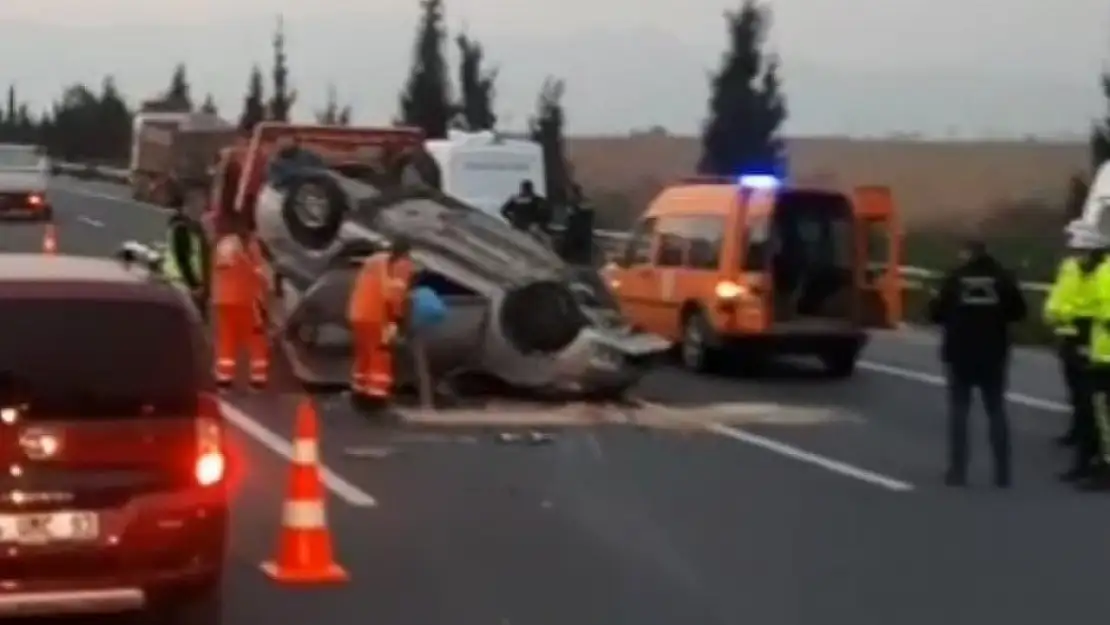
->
[0,512,99,544]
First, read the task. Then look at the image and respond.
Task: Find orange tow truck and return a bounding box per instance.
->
[603,174,902,377]
[204,122,431,237]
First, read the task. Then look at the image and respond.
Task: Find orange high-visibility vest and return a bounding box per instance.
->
[348,253,413,325]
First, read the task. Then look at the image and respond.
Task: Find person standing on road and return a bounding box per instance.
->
[163,203,211,321]
[500,180,550,234]
[347,238,415,416]
[928,238,1027,488]
[1077,242,1110,490]
[211,213,271,390]
[1044,225,1105,481]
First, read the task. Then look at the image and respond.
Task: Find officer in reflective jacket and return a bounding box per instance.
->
[1044,224,1105,481]
[929,238,1027,488]
[163,204,211,320]
[1078,238,1110,490]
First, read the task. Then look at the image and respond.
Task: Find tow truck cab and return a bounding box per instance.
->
[603,175,902,376]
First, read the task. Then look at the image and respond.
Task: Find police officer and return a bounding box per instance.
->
[1044,224,1104,481]
[500,180,550,234]
[1079,239,1110,490]
[559,183,596,265]
[928,237,1027,488]
[163,204,211,320]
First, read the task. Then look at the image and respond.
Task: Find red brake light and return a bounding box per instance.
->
[195,393,225,486]
[26,194,42,206]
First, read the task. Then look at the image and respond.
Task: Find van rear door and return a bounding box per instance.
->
[852,185,902,327]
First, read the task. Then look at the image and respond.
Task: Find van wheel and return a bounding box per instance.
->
[680,311,718,373]
[819,346,859,378]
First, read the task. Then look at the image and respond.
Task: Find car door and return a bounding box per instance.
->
[853,185,902,327]
[606,217,659,332]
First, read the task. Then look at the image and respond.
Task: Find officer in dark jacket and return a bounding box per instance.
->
[928,238,1027,488]
[500,180,550,233]
[559,184,596,265]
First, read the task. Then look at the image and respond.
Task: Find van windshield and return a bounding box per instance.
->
[0,298,202,417]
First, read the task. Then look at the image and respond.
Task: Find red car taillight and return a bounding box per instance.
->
[195,393,226,487]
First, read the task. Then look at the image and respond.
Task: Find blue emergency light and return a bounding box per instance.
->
[737,174,781,189]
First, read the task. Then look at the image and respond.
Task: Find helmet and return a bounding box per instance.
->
[1065,220,1107,250]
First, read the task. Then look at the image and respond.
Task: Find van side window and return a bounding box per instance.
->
[621,217,657,266]
[654,218,687,267]
[686,216,724,269]
[743,215,770,271]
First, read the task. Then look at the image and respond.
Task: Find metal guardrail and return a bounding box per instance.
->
[53,161,1053,294]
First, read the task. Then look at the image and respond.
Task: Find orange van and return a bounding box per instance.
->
[603,175,902,377]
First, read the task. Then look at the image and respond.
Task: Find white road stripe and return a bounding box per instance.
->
[219,400,377,507]
[76,215,103,227]
[857,360,1068,413]
[706,422,914,492]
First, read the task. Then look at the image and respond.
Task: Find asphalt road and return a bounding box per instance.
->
[4,178,1109,625]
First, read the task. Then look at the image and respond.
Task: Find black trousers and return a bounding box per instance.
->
[945,361,1011,481]
[1059,341,1097,468]
[1087,365,1110,465]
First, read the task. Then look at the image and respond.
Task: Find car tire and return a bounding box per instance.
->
[680,310,719,373]
[819,344,860,378]
[500,281,586,354]
[281,175,349,251]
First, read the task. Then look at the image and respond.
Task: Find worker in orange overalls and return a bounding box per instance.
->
[211,212,270,390]
[347,238,415,412]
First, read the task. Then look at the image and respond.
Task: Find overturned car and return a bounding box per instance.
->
[251,166,669,398]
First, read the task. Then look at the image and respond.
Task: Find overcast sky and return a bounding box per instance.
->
[1,0,1108,137]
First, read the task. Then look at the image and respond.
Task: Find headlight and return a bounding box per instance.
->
[715,280,747,299]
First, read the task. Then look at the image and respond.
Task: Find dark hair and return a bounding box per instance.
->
[389,237,413,260]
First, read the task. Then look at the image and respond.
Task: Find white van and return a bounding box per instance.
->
[423,130,546,221]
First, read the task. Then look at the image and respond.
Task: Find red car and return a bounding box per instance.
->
[0,254,227,624]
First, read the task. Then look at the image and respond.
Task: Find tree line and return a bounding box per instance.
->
[0,1,790,208]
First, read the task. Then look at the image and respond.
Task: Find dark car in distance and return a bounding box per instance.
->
[0,255,226,624]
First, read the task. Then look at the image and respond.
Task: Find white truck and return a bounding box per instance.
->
[129,111,237,207]
[423,130,546,222]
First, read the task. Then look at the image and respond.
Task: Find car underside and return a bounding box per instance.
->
[242,170,668,399]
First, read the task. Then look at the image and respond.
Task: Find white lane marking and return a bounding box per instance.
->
[857,360,1068,413]
[219,400,378,507]
[55,186,170,214]
[77,216,103,228]
[705,422,914,492]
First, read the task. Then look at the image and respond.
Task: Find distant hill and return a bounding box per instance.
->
[566,135,1087,230]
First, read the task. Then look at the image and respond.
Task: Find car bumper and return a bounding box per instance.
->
[0,203,52,220]
[0,493,227,617]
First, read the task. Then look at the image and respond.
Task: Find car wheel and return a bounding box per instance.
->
[680,311,717,373]
[281,175,348,251]
[819,345,859,378]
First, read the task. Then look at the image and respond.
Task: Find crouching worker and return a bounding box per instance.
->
[211,214,270,390]
[348,237,415,415]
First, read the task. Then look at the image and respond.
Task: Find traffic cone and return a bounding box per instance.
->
[260,397,348,584]
[42,224,57,255]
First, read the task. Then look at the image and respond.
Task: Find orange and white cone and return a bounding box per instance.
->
[260,397,348,584]
[42,224,57,255]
